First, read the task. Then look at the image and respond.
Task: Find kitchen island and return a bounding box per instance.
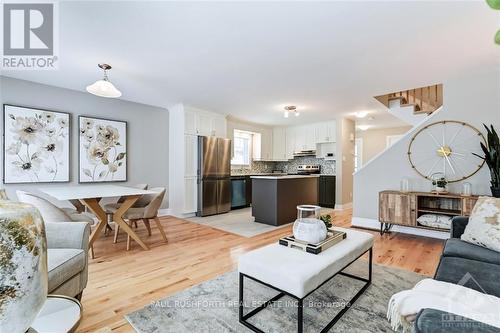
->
[251,175,319,226]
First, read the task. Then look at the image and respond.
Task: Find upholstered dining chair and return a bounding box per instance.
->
[109,187,167,250]
[104,183,149,228]
[16,190,96,257]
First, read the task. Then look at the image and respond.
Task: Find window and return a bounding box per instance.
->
[231,130,252,166]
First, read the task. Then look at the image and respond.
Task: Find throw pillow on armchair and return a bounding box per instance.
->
[461,196,500,252]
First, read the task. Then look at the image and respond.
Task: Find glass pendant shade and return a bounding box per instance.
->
[86,79,121,98]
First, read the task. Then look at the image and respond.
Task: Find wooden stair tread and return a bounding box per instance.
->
[400,103,421,111]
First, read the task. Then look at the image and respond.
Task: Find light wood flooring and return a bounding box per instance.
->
[78,209,444,333]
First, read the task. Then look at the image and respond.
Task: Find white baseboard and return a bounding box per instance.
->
[351,216,449,240]
[158,208,172,217]
[159,208,196,218]
[335,202,352,210]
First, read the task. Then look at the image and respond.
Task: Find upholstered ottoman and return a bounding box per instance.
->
[238,227,374,333]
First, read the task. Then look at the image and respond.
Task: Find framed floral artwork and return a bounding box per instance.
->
[78,116,127,182]
[3,104,70,184]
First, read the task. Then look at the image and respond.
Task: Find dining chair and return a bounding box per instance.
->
[109,187,167,250]
[104,183,149,228]
[16,190,96,257]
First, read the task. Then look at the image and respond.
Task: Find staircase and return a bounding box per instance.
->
[375,84,443,115]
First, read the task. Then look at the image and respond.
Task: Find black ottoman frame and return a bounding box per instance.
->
[239,247,372,333]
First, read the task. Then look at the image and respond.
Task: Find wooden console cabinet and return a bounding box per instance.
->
[379,190,478,234]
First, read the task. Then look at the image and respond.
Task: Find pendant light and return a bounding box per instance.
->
[86,64,122,98]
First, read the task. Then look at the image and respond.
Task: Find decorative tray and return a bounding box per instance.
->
[278,229,346,254]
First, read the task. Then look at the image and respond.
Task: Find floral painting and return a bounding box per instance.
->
[79,116,127,182]
[3,105,70,183]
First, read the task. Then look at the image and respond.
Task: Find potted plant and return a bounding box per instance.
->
[431,173,448,193]
[473,124,500,198]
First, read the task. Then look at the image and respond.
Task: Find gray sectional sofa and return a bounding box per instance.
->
[413,217,500,333]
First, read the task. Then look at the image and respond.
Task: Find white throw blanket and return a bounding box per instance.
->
[387,278,500,332]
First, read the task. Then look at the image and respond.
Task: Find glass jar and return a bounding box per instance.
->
[293,205,327,244]
[462,182,472,196]
[400,178,410,193]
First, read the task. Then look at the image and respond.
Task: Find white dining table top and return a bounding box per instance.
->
[38,184,155,201]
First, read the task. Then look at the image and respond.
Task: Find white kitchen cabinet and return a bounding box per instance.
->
[272,127,287,161]
[305,125,316,150]
[315,121,336,143]
[184,107,227,138]
[211,115,227,137]
[253,129,273,161]
[286,127,296,159]
[197,112,213,136]
[184,109,197,135]
[261,129,273,161]
[294,126,307,151]
[183,177,198,213]
[184,135,198,177]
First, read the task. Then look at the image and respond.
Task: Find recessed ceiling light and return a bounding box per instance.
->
[355,111,368,118]
[86,63,122,98]
[357,125,370,131]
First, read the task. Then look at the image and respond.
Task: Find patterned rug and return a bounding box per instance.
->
[126,260,423,333]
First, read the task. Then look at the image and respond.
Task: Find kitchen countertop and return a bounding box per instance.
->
[250,174,320,179]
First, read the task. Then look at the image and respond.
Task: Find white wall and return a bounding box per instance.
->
[356,126,412,164]
[335,118,355,207]
[353,69,500,224]
[0,76,170,208]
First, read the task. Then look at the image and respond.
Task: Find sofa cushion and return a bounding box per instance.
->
[47,248,85,292]
[443,238,500,266]
[414,309,500,333]
[461,196,500,252]
[435,256,500,298]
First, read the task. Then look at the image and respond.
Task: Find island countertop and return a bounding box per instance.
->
[250,175,320,180]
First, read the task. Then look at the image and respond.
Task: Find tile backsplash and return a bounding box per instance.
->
[231,157,336,175]
[276,156,336,175]
[231,160,276,175]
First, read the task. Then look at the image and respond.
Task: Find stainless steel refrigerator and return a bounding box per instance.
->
[197,136,231,216]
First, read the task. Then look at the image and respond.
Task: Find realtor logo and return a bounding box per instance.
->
[1,2,58,69]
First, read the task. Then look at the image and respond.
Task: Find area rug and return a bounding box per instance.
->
[186,208,291,237]
[125,261,424,333]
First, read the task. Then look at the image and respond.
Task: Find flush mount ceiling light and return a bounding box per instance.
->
[354,111,369,118]
[357,125,370,131]
[284,105,299,118]
[86,64,122,98]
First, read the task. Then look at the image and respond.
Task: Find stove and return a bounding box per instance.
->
[296,164,320,175]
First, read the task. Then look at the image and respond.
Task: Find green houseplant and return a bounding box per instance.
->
[473,124,500,197]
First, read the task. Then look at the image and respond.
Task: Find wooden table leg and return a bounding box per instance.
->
[113,195,149,251]
[81,198,109,259]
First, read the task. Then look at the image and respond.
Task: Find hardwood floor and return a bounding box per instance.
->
[77,209,444,332]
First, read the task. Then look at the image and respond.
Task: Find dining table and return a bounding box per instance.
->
[39,185,156,256]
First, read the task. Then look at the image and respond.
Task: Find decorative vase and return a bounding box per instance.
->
[491,187,500,198]
[0,200,47,333]
[293,205,327,244]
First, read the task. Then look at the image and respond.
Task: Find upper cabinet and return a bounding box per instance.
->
[184,107,227,138]
[253,128,273,161]
[315,121,336,143]
[272,127,287,161]
[292,124,318,152]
